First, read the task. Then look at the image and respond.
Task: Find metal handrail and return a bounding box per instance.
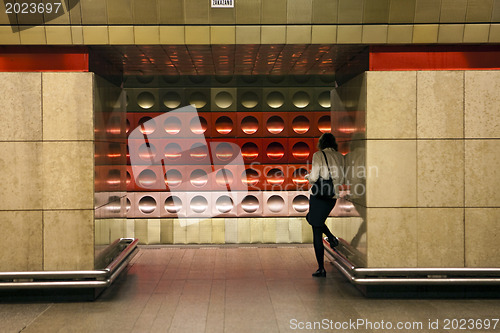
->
[0,238,138,289]
[324,239,500,285]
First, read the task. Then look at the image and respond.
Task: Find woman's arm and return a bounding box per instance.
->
[307,151,321,184]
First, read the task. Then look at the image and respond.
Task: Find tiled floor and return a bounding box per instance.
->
[3,246,500,333]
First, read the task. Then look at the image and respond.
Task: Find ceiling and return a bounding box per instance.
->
[90,44,368,76]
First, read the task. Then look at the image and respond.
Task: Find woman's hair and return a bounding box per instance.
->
[318,133,338,151]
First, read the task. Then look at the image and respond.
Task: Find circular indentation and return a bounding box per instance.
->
[266,142,285,160]
[241,116,259,135]
[215,116,233,135]
[108,142,121,159]
[241,195,259,213]
[318,115,331,133]
[292,142,310,160]
[292,91,311,108]
[292,168,309,186]
[164,116,181,135]
[164,143,182,160]
[137,92,155,109]
[190,116,208,135]
[241,142,259,161]
[241,91,259,109]
[215,75,233,84]
[318,91,331,108]
[138,117,156,135]
[189,91,208,109]
[292,115,310,134]
[268,75,285,84]
[126,198,131,213]
[190,169,208,187]
[138,143,157,161]
[338,116,356,134]
[162,74,180,84]
[293,75,310,84]
[266,168,285,186]
[216,195,234,213]
[137,75,154,84]
[165,196,182,214]
[107,197,121,214]
[190,142,209,160]
[139,196,157,214]
[191,195,208,213]
[137,169,157,188]
[189,75,207,84]
[267,195,285,213]
[242,169,259,186]
[162,91,182,109]
[106,169,121,187]
[266,91,285,109]
[107,116,122,135]
[320,75,336,83]
[241,75,258,83]
[266,115,285,134]
[216,169,234,186]
[165,169,182,188]
[292,195,309,213]
[126,171,131,186]
[215,91,234,109]
[215,142,234,161]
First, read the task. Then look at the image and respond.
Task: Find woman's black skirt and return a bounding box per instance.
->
[306,194,336,227]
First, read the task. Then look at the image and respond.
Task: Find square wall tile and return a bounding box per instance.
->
[417,140,464,207]
[463,24,490,43]
[417,208,464,267]
[287,0,312,24]
[160,218,174,244]
[312,0,337,23]
[235,0,261,24]
[311,25,337,43]
[212,218,225,244]
[134,26,160,44]
[286,25,312,44]
[19,26,46,44]
[82,26,109,44]
[43,72,94,141]
[367,208,417,268]
[417,71,464,139]
[0,27,20,44]
[0,142,42,210]
[45,26,73,44]
[437,24,465,43]
[0,73,41,141]
[211,26,236,44]
[0,211,42,271]
[261,26,286,44]
[465,208,500,267]
[185,26,210,44]
[42,142,94,210]
[236,26,260,44]
[465,71,500,138]
[336,25,362,44]
[366,71,416,139]
[465,140,500,207]
[44,210,94,270]
[160,26,185,44]
[489,24,500,43]
[109,26,135,44]
[361,25,388,44]
[366,140,417,207]
[440,0,467,22]
[387,25,413,43]
[412,24,439,43]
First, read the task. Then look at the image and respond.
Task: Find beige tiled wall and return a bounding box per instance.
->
[1,0,500,45]
[0,72,124,272]
[341,70,500,268]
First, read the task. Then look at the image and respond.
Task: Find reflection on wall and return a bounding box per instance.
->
[331,73,367,266]
[94,76,127,268]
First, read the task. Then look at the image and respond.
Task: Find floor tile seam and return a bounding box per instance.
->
[19,303,53,333]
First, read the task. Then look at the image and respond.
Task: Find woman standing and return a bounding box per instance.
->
[306,133,344,277]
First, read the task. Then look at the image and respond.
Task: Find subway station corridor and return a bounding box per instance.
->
[3,246,500,333]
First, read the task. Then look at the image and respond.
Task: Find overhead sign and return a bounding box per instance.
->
[211,0,234,8]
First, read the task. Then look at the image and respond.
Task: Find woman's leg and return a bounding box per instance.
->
[312,226,325,270]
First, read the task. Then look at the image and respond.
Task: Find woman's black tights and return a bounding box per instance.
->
[312,224,334,270]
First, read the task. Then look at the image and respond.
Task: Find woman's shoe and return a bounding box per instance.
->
[312,268,326,277]
[328,236,339,248]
